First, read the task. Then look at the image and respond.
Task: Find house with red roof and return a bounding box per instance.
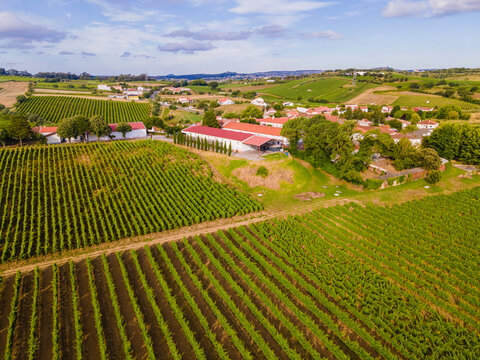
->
[181,125,278,153]
[259,117,290,128]
[223,121,287,143]
[417,120,438,129]
[218,98,235,106]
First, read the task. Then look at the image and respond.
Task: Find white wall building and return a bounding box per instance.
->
[97,84,111,91]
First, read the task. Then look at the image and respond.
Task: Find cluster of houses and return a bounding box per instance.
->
[33,122,148,145]
[97,84,150,101]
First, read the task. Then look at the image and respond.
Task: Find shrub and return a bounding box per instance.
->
[256,166,269,178]
[364,178,384,190]
[425,170,442,184]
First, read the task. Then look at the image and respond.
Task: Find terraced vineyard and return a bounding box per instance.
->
[16,96,151,123]
[393,94,479,110]
[1,188,479,359]
[0,141,261,263]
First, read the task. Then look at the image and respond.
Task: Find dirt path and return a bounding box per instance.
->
[0,198,358,277]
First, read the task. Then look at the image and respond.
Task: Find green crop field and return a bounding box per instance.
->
[0,76,39,83]
[261,77,375,103]
[16,96,152,123]
[0,141,261,263]
[0,187,478,359]
[393,95,479,110]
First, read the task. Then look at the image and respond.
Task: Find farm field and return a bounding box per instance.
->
[260,77,375,103]
[0,81,29,108]
[393,94,479,110]
[0,141,261,264]
[0,187,479,359]
[16,96,151,123]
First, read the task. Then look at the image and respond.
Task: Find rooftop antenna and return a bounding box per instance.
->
[352,69,357,86]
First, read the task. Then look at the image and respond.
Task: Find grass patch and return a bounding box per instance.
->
[393,94,479,110]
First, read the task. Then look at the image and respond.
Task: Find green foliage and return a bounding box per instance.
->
[241,105,263,119]
[256,166,269,178]
[8,114,32,146]
[57,116,80,141]
[0,141,261,263]
[116,122,132,138]
[425,170,442,184]
[202,109,219,128]
[89,115,111,139]
[16,96,151,123]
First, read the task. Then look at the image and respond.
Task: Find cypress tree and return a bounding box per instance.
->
[215,139,219,152]
[228,142,232,156]
[173,132,177,144]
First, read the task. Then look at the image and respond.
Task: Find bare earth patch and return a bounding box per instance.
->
[232,162,294,190]
[0,81,29,107]
[348,85,398,105]
[294,192,325,201]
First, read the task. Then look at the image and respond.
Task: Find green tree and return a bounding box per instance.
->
[241,105,263,119]
[425,170,442,184]
[16,95,27,105]
[423,123,461,160]
[8,114,32,146]
[209,81,219,90]
[57,117,79,142]
[228,142,232,156]
[416,147,441,170]
[386,119,403,131]
[202,110,219,128]
[89,115,111,139]
[116,123,132,139]
[281,117,303,151]
[73,115,90,142]
[410,113,421,124]
[0,127,8,147]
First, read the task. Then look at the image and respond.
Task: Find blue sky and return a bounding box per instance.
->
[0,0,479,75]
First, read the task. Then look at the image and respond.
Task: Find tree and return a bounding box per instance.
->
[89,115,111,139]
[72,115,90,142]
[228,143,232,156]
[423,123,461,160]
[209,81,219,90]
[425,170,442,184]
[416,147,441,170]
[386,119,403,131]
[116,122,132,139]
[202,110,219,128]
[16,95,27,105]
[241,105,263,119]
[410,113,421,124]
[281,117,303,151]
[0,127,8,147]
[57,117,79,142]
[8,114,32,146]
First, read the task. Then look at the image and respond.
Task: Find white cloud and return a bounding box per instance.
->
[158,40,216,53]
[230,0,334,15]
[0,11,67,48]
[382,0,480,17]
[165,29,252,41]
[85,0,159,22]
[302,30,343,39]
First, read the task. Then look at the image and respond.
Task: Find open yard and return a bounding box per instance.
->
[0,81,29,107]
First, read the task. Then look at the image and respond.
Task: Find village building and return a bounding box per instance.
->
[258,117,289,128]
[251,97,266,106]
[181,125,279,153]
[97,84,111,91]
[218,98,235,106]
[417,120,439,129]
[222,121,287,146]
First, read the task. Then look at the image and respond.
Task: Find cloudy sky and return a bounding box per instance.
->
[0,0,479,75]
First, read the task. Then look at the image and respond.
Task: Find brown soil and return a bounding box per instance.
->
[156,244,243,360]
[37,266,53,360]
[12,272,34,359]
[348,86,398,105]
[0,81,29,107]
[232,162,294,190]
[75,260,100,359]
[106,253,149,359]
[57,263,76,359]
[0,276,15,357]
[90,256,125,359]
[294,192,325,201]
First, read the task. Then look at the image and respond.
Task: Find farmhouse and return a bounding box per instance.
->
[258,117,289,128]
[414,107,434,112]
[178,97,192,104]
[382,106,393,113]
[87,122,147,141]
[222,121,287,145]
[251,97,266,106]
[283,101,294,107]
[417,120,438,129]
[124,89,142,96]
[97,84,111,91]
[182,125,278,153]
[218,98,235,106]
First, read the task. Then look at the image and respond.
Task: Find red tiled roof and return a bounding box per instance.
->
[39,127,58,134]
[242,136,272,146]
[223,121,282,136]
[182,125,253,141]
[260,117,289,125]
[418,120,438,125]
[109,122,146,132]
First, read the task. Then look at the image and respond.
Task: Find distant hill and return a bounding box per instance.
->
[153,70,324,81]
